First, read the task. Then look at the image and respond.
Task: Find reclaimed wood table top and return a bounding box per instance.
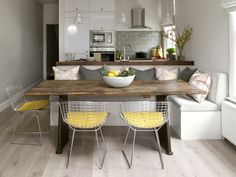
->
[25,80,205,97]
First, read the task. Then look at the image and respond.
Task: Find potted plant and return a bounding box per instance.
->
[162,25,193,61]
[166,48,176,60]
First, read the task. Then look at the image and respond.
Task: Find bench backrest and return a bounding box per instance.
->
[207,72,228,106]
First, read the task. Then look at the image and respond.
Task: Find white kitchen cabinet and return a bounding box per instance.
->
[222,101,236,146]
[90,12,115,30]
[64,0,89,12]
[64,17,89,57]
[90,0,115,12]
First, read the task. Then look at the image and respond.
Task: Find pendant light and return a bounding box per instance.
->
[121,12,128,24]
[74,8,82,24]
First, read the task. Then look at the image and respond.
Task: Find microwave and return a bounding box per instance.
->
[90,31,115,47]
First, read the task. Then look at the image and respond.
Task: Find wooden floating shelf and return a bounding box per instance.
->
[56,60,194,66]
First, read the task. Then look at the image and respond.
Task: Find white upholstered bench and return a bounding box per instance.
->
[167,71,228,140]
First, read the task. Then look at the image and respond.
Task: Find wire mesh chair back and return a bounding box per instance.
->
[121,101,170,129]
[6,84,27,111]
[60,101,109,129]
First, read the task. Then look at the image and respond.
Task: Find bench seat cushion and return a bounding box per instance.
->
[168,95,219,112]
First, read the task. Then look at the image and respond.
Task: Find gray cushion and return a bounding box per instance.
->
[167,95,219,111]
[178,67,197,82]
[131,67,156,80]
[79,66,102,80]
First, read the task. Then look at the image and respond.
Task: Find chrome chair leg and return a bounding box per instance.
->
[122,127,136,169]
[67,128,76,169]
[10,114,21,144]
[122,127,130,150]
[95,129,107,169]
[154,129,164,169]
[35,111,43,146]
[10,112,43,146]
[99,128,106,151]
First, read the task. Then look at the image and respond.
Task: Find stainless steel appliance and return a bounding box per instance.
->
[90,31,115,47]
[90,47,115,61]
[130,8,151,29]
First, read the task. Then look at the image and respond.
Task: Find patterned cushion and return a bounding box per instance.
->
[155,67,179,80]
[53,66,80,80]
[189,70,211,103]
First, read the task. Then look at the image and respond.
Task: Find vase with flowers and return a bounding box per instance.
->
[162,25,193,61]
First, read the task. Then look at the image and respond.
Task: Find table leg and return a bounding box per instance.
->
[159,121,173,155]
[56,95,69,154]
[156,95,173,155]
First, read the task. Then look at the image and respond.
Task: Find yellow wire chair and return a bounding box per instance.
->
[60,101,110,169]
[6,84,49,146]
[120,101,170,169]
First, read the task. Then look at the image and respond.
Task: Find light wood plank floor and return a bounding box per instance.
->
[1,106,236,177]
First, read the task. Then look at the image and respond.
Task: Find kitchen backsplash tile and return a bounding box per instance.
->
[116,31,160,58]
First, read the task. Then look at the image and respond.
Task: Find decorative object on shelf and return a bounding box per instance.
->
[162,25,193,61]
[65,52,75,61]
[100,66,135,88]
[135,51,147,58]
[151,45,163,59]
[166,48,176,60]
[116,50,122,60]
[74,8,82,24]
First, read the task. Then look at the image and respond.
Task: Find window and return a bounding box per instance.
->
[229,12,236,99]
[163,26,176,57]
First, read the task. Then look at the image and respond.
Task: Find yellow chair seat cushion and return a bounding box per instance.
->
[67,112,108,128]
[17,100,49,111]
[123,112,164,128]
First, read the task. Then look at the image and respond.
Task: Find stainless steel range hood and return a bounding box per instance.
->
[130,8,151,29]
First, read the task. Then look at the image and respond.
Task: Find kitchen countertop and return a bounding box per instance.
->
[56,60,194,66]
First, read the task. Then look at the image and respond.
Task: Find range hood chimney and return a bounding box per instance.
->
[130,8,151,29]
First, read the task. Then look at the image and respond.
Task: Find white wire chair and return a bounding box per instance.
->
[60,101,110,169]
[120,101,170,169]
[6,84,49,146]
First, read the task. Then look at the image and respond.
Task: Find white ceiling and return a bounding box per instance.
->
[37,0,58,4]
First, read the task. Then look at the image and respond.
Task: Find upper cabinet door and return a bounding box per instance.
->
[64,0,89,12]
[64,17,89,54]
[90,0,115,12]
[90,12,115,30]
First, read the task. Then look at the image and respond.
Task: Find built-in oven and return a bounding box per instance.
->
[90,47,115,61]
[90,31,115,47]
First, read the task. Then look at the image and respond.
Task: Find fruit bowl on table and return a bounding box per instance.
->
[101,66,135,88]
[102,75,135,88]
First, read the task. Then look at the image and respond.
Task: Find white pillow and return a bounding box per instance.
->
[53,66,80,80]
[155,67,179,80]
[189,70,211,103]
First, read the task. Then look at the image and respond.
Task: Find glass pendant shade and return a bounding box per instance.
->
[74,9,82,24]
[121,13,127,23]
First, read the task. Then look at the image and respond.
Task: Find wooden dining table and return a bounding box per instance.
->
[25,79,205,155]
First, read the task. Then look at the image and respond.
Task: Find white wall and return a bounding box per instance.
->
[0,0,43,107]
[176,0,229,73]
[43,4,59,79]
[115,0,161,31]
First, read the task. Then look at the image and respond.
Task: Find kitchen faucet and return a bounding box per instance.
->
[121,43,132,61]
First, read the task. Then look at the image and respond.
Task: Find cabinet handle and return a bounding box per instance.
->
[100,8,103,11]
